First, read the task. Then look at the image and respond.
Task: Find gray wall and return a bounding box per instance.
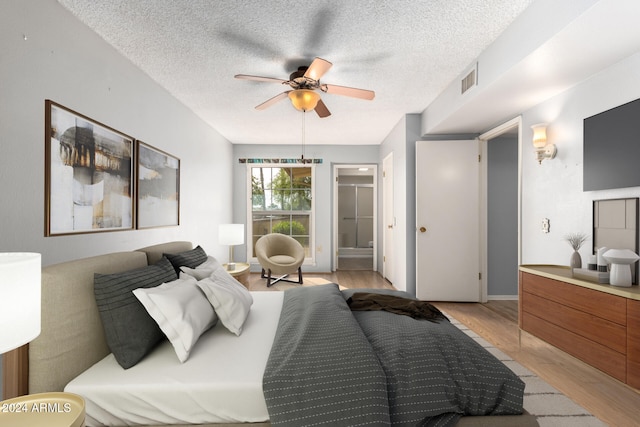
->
[0,1,234,266]
[232,144,380,273]
[487,135,519,297]
[0,1,234,394]
[378,114,424,293]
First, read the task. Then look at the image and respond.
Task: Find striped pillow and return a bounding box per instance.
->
[164,245,208,273]
[94,256,177,369]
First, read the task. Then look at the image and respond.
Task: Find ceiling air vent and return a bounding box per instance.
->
[461,63,478,95]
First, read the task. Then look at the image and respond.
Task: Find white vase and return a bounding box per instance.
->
[609,264,633,287]
[604,249,639,287]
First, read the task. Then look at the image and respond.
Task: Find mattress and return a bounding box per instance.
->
[65,291,283,426]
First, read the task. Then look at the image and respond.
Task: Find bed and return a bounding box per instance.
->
[2,241,538,426]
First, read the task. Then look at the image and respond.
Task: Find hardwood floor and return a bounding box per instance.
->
[249,270,640,425]
[434,301,640,427]
[247,270,394,291]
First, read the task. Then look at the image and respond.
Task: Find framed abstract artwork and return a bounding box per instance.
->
[45,100,134,236]
[136,141,180,228]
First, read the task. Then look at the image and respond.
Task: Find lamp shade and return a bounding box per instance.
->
[531,123,548,148]
[288,89,320,112]
[0,253,41,353]
[219,224,245,246]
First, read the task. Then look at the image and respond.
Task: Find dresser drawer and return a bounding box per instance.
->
[627,299,640,388]
[522,291,626,353]
[521,272,627,325]
[522,311,626,382]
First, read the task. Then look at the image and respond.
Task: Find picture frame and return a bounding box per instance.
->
[45,100,135,236]
[136,141,180,228]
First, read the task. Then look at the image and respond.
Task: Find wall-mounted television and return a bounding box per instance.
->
[584,97,640,191]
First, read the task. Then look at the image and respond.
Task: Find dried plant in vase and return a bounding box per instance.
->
[565,232,588,269]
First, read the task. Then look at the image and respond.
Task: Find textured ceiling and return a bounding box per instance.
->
[57,0,534,145]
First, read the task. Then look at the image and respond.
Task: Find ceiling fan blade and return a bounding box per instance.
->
[322,84,375,100]
[304,57,332,81]
[314,99,331,118]
[235,74,288,84]
[255,91,291,110]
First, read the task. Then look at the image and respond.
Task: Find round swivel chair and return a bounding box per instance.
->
[255,233,304,287]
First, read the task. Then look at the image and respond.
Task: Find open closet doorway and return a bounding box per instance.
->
[479,117,522,300]
[333,164,378,271]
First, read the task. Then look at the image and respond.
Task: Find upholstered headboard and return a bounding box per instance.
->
[137,241,193,265]
[3,241,193,398]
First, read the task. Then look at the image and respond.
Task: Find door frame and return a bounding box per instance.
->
[478,116,523,302]
[332,164,378,272]
[382,153,394,283]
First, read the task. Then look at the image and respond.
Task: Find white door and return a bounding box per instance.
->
[383,153,394,283]
[416,140,481,301]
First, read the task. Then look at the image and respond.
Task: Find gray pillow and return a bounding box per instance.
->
[164,245,208,273]
[94,256,178,369]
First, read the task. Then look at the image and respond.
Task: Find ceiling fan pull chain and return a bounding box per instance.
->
[301,111,306,161]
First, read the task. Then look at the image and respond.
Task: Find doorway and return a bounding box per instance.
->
[382,153,394,282]
[479,117,521,300]
[333,165,377,271]
[414,117,521,302]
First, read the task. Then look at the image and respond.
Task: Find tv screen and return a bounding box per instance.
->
[584,97,640,191]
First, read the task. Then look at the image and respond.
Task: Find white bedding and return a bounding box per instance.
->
[65,291,283,426]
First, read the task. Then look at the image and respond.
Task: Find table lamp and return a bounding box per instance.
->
[0,253,41,354]
[0,253,87,427]
[219,224,244,270]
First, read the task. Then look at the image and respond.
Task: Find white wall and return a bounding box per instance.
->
[521,51,640,265]
[421,0,600,135]
[232,144,380,273]
[0,0,233,266]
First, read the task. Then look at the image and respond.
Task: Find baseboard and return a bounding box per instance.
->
[487,295,519,301]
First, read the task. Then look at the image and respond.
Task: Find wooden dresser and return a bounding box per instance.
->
[519,265,640,389]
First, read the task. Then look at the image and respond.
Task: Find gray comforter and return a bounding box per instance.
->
[263,285,524,426]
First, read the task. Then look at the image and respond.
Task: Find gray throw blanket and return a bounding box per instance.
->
[263,285,524,426]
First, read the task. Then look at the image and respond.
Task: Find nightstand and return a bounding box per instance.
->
[223,262,250,288]
[0,392,85,426]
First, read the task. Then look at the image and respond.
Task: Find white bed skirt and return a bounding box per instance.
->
[65,292,283,426]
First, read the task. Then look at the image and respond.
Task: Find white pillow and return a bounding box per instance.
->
[198,256,222,270]
[180,256,221,280]
[196,267,253,336]
[133,276,217,362]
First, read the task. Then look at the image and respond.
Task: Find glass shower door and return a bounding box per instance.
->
[338,184,373,270]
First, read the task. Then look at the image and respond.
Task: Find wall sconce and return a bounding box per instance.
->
[531,123,557,164]
[219,224,245,270]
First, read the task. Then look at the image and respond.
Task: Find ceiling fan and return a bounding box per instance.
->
[234,57,375,118]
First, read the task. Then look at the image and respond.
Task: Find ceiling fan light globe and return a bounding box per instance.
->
[288,89,320,112]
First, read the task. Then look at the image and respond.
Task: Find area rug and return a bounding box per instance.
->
[270,277,346,291]
[447,314,606,427]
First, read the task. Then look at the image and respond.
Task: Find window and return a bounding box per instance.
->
[247,165,314,262]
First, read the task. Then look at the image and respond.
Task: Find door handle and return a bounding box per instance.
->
[419,226,427,233]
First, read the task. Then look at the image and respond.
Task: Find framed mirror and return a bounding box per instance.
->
[593,197,639,284]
